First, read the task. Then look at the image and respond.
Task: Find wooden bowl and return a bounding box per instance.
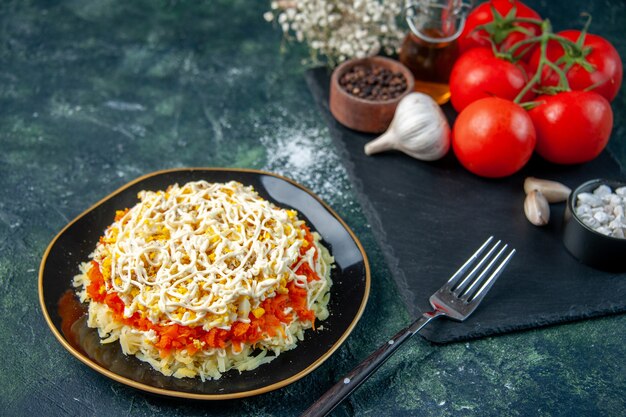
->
[329,56,414,134]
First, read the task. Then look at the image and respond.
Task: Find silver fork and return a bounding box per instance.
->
[301,236,515,417]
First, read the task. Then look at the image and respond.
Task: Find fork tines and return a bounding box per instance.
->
[447,236,516,303]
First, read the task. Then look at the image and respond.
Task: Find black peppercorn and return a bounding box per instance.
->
[339,64,408,101]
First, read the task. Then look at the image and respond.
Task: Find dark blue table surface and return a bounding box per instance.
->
[1,1,625,416]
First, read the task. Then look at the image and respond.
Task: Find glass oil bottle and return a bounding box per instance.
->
[400,0,472,104]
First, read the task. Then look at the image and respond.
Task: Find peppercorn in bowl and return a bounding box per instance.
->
[329,56,414,134]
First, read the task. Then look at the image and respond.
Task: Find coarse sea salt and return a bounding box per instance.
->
[575,184,626,239]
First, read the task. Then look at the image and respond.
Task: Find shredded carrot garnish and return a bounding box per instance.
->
[87,238,322,357]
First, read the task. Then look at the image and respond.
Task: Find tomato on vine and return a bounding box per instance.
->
[452,97,536,178]
[449,47,534,112]
[528,91,613,164]
[529,29,623,102]
[450,9,619,177]
[459,0,542,60]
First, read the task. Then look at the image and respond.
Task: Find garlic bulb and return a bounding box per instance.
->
[364,92,450,161]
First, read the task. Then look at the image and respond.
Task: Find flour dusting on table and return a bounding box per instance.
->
[261,125,351,205]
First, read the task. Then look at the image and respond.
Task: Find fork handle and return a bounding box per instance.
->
[300,313,440,417]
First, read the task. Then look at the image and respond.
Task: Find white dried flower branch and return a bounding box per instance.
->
[264,0,406,65]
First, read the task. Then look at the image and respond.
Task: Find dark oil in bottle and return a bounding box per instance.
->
[399,28,459,104]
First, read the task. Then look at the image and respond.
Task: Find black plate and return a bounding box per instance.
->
[38,168,370,399]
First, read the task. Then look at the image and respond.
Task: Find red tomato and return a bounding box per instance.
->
[459,0,541,59]
[449,47,533,112]
[452,97,536,178]
[529,30,623,102]
[528,91,613,164]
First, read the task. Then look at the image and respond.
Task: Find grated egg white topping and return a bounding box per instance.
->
[90,180,329,331]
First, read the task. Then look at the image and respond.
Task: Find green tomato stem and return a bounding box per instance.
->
[514,20,575,103]
[473,5,542,49]
[512,17,544,26]
[547,33,579,52]
[514,21,552,103]
[505,34,541,57]
[520,100,545,111]
[545,61,571,90]
[583,78,608,93]
[577,13,593,48]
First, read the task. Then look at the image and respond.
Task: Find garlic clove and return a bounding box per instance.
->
[524,190,550,226]
[363,92,450,161]
[523,177,571,203]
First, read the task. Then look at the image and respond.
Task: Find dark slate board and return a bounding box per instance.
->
[305,66,626,344]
